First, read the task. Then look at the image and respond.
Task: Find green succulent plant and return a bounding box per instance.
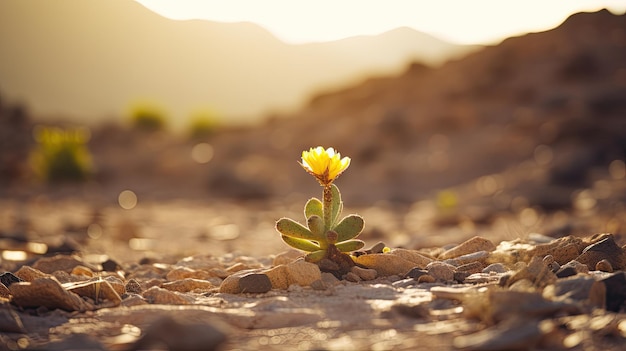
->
[276,147,365,262]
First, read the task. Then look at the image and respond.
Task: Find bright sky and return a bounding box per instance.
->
[136,0,626,45]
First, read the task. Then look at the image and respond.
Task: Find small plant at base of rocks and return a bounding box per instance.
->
[276,146,365,271]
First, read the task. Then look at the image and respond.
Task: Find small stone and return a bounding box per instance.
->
[596,259,613,273]
[456,261,484,274]
[161,278,216,293]
[344,271,362,282]
[264,265,289,290]
[129,315,227,351]
[142,286,194,305]
[417,275,436,283]
[70,265,94,277]
[555,266,577,278]
[507,256,556,288]
[125,279,143,294]
[238,273,272,293]
[600,272,626,312]
[426,261,456,282]
[272,250,303,266]
[101,258,122,272]
[284,259,322,286]
[482,263,508,274]
[439,236,496,260]
[14,266,48,282]
[444,251,489,267]
[225,262,249,273]
[543,275,606,309]
[354,253,416,277]
[9,277,93,311]
[0,272,22,287]
[576,234,626,270]
[63,278,122,306]
[389,248,433,268]
[310,279,327,291]
[166,266,211,281]
[0,283,10,298]
[549,243,581,265]
[317,258,340,272]
[32,254,97,274]
[405,268,429,280]
[350,266,377,281]
[366,242,387,254]
[320,272,341,286]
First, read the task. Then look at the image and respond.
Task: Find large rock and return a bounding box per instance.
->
[9,277,93,311]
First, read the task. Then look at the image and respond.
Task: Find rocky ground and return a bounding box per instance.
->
[0,196,625,350]
[1,9,625,351]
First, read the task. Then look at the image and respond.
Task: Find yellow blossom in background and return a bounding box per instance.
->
[300,146,350,185]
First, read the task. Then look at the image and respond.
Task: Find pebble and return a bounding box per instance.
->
[272,249,303,266]
[264,265,289,290]
[350,266,377,281]
[64,279,123,306]
[238,273,272,293]
[344,271,362,282]
[595,259,613,273]
[165,266,211,281]
[482,263,508,274]
[576,234,626,271]
[129,315,227,351]
[600,272,626,312]
[284,259,322,287]
[456,261,484,274]
[543,275,605,309]
[0,272,22,287]
[32,254,97,274]
[14,266,48,282]
[426,261,456,282]
[353,253,416,276]
[125,279,143,294]
[388,248,433,268]
[161,278,216,293]
[143,286,194,305]
[439,236,496,260]
[444,251,489,267]
[9,277,93,311]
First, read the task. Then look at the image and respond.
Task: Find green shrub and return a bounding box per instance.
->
[188,110,220,139]
[31,126,93,183]
[129,103,167,132]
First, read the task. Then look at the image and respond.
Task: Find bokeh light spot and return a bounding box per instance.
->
[118,190,138,210]
[191,143,214,164]
[87,223,104,239]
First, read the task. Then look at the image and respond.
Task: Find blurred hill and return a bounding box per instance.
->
[202,9,626,210]
[2,9,625,219]
[0,0,475,127]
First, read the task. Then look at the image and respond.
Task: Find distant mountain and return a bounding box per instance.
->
[200,9,626,206]
[0,0,476,127]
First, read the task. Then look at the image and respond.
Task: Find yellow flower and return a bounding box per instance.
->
[300,146,350,185]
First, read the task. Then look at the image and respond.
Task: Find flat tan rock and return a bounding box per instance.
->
[439,236,496,260]
[354,253,416,276]
[389,248,433,268]
[9,277,93,311]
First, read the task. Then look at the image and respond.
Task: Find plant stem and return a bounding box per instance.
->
[323,184,332,232]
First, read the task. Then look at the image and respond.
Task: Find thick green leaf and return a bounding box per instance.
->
[304,197,323,220]
[305,250,326,262]
[333,214,364,242]
[307,215,325,240]
[330,184,343,227]
[335,239,365,253]
[275,218,316,240]
[280,235,320,252]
